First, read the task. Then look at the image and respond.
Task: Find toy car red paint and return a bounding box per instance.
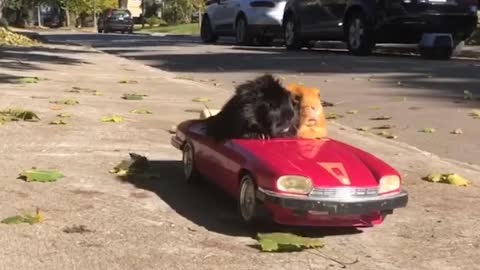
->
[171,119,408,227]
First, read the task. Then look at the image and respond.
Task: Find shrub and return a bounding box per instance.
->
[146,16,160,27]
[158,18,168,27]
[0,18,9,29]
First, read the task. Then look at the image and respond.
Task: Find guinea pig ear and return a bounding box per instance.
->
[285,83,303,96]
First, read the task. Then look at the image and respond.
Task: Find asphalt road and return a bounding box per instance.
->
[41,32,480,166]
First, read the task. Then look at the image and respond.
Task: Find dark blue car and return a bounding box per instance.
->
[98,8,134,34]
[283,0,478,59]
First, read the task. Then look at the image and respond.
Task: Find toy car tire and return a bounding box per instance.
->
[238,174,263,225]
[182,140,201,184]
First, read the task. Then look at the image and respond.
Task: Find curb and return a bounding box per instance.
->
[126,32,480,59]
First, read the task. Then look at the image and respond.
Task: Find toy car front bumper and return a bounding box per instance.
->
[256,188,408,216]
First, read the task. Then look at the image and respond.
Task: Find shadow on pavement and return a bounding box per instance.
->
[0,45,91,73]
[0,73,25,84]
[120,156,362,238]
[37,33,478,104]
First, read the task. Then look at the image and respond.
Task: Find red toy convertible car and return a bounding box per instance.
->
[171,119,408,227]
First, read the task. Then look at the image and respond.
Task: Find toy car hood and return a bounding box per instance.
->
[234,138,395,188]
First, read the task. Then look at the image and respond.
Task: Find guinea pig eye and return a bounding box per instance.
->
[292,95,301,104]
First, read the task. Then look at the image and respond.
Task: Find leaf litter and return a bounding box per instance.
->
[451,128,463,134]
[376,131,398,139]
[122,93,147,100]
[0,109,40,124]
[130,109,152,114]
[464,90,473,100]
[370,116,392,120]
[118,79,139,84]
[423,173,471,187]
[192,97,211,103]
[50,99,79,105]
[419,128,436,133]
[356,127,370,131]
[326,113,344,120]
[16,77,40,84]
[372,124,395,130]
[67,87,103,96]
[101,116,124,123]
[49,119,67,125]
[63,225,94,234]
[168,125,177,134]
[256,233,324,252]
[469,110,480,119]
[1,208,43,225]
[110,153,149,178]
[57,113,72,118]
[19,169,64,182]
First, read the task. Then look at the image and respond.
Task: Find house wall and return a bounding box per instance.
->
[128,0,142,18]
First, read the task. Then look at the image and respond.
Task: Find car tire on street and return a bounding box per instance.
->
[256,36,274,46]
[419,47,453,60]
[200,15,218,43]
[284,15,303,50]
[236,16,253,45]
[238,174,263,225]
[182,140,201,184]
[345,11,375,56]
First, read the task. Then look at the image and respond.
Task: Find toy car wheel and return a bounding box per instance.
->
[238,174,262,224]
[182,140,200,184]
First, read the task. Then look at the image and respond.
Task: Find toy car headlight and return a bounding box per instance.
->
[276,176,313,195]
[379,175,400,194]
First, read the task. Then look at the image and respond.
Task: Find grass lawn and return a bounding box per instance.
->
[134,23,200,36]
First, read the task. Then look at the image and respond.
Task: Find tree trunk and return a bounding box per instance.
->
[118,0,128,8]
[0,0,5,19]
[66,9,70,27]
[37,5,42,26]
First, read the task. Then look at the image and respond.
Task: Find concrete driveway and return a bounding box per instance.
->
[0,32,479,270]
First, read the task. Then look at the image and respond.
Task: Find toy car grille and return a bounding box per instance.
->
[309,187,378,199]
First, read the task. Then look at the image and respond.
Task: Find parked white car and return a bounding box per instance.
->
[200,0,287,45]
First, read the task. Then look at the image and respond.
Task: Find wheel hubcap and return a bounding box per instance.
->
[183,144,193,179]
[240,176,256,221]
[349,18,364,49]
[285,20,295,46]
[237,19,245,42]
